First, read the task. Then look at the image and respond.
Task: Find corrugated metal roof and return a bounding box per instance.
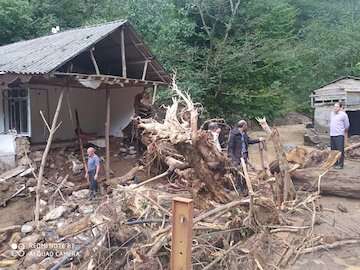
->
[0,20,126,74]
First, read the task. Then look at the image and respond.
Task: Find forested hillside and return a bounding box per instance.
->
[1,0,360,121]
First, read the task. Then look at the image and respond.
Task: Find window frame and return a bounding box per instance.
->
[3,87,31,136]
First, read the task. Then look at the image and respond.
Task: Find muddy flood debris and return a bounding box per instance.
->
[1,80,360,270]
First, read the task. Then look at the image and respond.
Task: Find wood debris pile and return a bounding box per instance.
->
[1,79,359,270]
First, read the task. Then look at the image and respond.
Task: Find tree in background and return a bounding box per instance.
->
[2,0,360,122]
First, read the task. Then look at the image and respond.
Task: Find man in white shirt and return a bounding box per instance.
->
[330,102,350,169]
[208,122,222,152]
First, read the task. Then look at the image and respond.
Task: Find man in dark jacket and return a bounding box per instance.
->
[228,120,263,166]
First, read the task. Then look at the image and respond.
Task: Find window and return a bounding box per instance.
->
[3,88,30,135]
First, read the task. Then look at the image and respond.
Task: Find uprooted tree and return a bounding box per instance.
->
[135,78,237,208]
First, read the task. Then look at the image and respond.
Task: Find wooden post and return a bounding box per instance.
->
[105,88,111,182]
[258,141,271,175]
[256,117,296,202]
[35,89,64,229]
[142,60,149,81]
[90,48,100,75]
[152,84,158,105]
[75,110,89,184]
[241,157,255,226]
[121,27,127,78]
[171,197,193,270]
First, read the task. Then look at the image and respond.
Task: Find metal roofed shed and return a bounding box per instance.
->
[310,76,360,136]
[0,20,170,171]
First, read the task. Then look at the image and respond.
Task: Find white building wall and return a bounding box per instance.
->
[110,87,143,137]
[29,85,143,143]
[0,89,4,133]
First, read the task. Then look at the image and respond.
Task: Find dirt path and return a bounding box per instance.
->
[290,196,360,270]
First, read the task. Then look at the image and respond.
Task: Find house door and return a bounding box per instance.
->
[29,89,50,143]
[347,110,360,136]
[3,88,30,135]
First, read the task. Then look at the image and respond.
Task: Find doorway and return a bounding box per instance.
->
[347,110,360,136]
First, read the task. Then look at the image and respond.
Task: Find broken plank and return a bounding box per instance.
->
[0,166,27,182]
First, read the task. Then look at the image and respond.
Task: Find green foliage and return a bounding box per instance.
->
[0,0,32,45]
[2,0,360,121]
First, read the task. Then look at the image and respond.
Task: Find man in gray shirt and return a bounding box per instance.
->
[330,102,350,169]
[85,147,100,199]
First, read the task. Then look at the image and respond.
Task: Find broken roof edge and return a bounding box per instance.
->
[312,76,360,93]
[0,20,127,51]
[0,20,171,84]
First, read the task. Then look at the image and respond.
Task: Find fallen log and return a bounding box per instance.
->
[291,169,360,199]
[108,165,144,186]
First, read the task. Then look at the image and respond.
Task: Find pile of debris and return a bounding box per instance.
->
[1,79,360,270]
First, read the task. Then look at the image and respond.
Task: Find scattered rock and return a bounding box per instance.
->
[30,151,43,162]
[50,163,55,169]
[56,219,66,229]
[20,233,42,249]
[79,204,94,215]
[129,146,135,151]
[304,128,321,146]
[128,149,137,155]
[43,228,58,242]
[21,223,34,234]
[72,160,84,174]
[57,216,90,237]
[72,189,90,200]
[0,182,10,192]
[119,147,128,153]
[23,248,46,268]
[44,206,68,221]
[337,203,348,213]
[27,177,37,187]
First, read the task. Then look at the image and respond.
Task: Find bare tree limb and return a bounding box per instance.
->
[35,90,64,229]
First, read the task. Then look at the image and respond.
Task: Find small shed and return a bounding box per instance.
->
[0,20,170,169]
[311,76,360,136]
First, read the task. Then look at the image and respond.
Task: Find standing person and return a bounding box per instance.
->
[208,122,222,152]
[228,120,263,166]
[330,102,350,169]
[85,147,100,199]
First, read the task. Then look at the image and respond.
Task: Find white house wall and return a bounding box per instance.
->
[29,85,143,143]
[0,89,4,133]
[110,87,143,137]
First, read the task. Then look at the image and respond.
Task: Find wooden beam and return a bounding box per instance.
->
[89,48,100,75]
[121,27,127,78]
[53,72,167,86]
[105,87,111,182]
[152,84,158,105]
[128,59,153,65]
[142,60,149,81]
[127,32,167,82]
[171,197,193,270]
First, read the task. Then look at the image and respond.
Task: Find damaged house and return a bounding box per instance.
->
[0,20,169,169]
[311,76,360,136]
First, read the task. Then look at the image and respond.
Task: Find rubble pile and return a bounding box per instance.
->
[1,80,359,270]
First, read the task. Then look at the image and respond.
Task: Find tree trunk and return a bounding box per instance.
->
[291,169,360,199]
